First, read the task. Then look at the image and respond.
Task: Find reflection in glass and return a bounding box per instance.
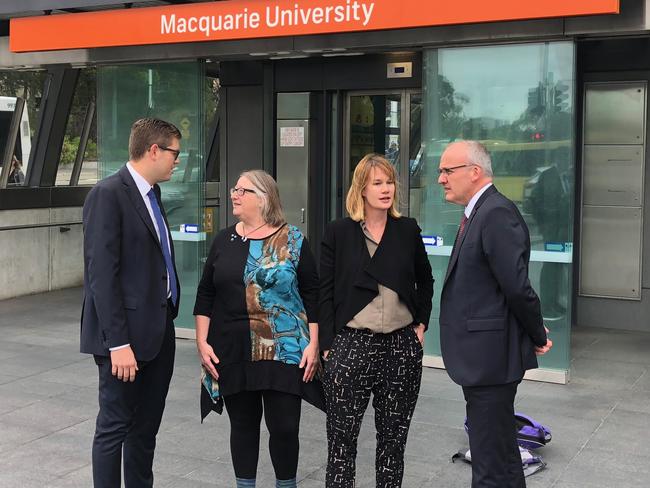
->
[56,68,98,186]
[204,75,220,182]
[409,93,423,175]
[0,70,47,186]
[348,94,401,178]
[408,94,424,209]
[412,42,575,373]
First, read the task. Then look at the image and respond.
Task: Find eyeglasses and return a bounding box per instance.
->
[438,164,476,176]
[230,187,258,197]
[157,145,181,159]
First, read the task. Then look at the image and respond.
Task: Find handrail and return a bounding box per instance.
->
[0,221,82,232]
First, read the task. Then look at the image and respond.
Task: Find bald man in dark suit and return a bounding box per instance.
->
[437,140,552,488]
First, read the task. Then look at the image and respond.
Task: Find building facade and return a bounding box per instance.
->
[0,0,647,383]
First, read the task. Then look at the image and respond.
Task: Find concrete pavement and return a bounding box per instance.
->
[1,288,649,487]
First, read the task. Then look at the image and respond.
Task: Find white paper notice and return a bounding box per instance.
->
[280,127,305,147]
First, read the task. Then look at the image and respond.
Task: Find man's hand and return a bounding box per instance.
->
[300,340,320,382]
[414,323,426,346]
[110,347,138,382]
[197,340,220,380]
[535,326,553,356]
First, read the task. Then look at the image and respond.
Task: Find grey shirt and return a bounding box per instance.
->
[346,221,414,333]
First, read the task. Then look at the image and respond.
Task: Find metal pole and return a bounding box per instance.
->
[70,101,95,186]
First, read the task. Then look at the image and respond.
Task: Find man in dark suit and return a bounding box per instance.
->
[437,141,552,487]
[81,118,182,487]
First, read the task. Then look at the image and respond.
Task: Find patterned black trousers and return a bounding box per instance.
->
[323,326,423,488]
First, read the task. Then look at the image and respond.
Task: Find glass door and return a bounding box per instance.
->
[97,61,205,330]
[344,90,422,214]
[414,43,575,374]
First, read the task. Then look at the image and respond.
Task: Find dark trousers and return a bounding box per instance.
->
[462,381,525,488]
[92,310,175,488]
[223,389,302,480]
[323,326,423,488]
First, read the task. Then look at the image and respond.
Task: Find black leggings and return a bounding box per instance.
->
[223,390,302,480]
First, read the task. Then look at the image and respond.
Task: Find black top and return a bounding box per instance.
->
[440,185,547,387]
[319,216,434,351]
[194,223,323,418]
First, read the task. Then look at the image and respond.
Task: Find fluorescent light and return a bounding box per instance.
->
[270,55,310,60]
[322,52,364,57]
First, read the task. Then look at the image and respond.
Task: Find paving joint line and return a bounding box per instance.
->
[548,399,620,488]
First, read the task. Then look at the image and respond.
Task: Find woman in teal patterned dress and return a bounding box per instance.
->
[194,170,322,488]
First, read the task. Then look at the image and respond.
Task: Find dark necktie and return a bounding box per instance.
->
[458,214,468,238]
[147,189,178,306]
[450,214,469,260]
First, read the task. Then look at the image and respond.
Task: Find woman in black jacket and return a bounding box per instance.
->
[320,153,434,488]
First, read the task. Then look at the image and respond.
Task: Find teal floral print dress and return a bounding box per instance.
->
[194,223,323,419]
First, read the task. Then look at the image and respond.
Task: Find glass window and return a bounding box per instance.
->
[97,62,205,330]
[413,42,575,373]
[204,73,220,182]
[55,67,98,186]
[205,74,220,139]
[0,70,47,186]
[348,94,401,179]
[408,92,423,189]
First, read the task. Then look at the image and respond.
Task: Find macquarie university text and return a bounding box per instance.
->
[160,1,376,38]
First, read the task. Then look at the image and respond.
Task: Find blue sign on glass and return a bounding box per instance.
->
[180,224,199,233]
[422,235,444,247]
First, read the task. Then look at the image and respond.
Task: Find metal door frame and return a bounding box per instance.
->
[343,89,421,216]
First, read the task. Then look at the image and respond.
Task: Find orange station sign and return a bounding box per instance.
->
[10,0,620,53]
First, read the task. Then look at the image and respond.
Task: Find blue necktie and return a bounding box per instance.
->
[147,189,178,306]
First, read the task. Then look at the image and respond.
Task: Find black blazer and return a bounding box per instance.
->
[80,165,180,361]
[319,216,434,351]
[440,185,547,387]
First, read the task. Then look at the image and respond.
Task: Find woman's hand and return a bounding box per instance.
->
[197,340,220,380]
[300,340,320,382]
[414,323,426,346]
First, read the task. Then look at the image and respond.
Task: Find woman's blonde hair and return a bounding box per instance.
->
[239,169,286,227]
[346,153,401,221]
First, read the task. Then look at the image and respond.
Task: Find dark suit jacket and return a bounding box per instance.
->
[319,216,434,351]
[440,185,547,386]
[81,165,180,361]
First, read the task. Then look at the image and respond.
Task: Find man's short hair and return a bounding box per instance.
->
[128,118,182,161]
[464,140,493,177]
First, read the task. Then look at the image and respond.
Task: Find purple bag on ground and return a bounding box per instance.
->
[462,413,552,450]
[514,412,552,450]
[454,413,551,478]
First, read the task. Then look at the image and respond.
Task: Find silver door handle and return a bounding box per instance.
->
[301,208,305,223]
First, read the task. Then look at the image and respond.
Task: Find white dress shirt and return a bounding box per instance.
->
[464,182,493,218]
